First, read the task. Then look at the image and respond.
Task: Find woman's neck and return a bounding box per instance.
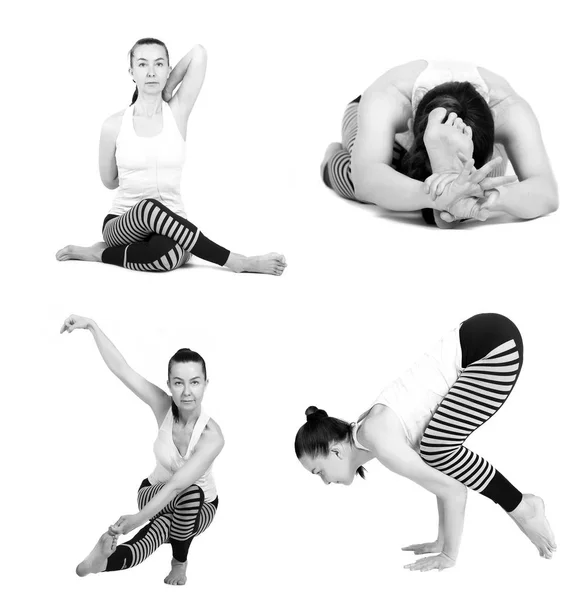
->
[133,95,163,117]
[176,406,201,427]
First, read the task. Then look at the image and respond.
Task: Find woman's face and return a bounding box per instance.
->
[130,44,170,98]
[299,446,356,486]
[167,361,207,412]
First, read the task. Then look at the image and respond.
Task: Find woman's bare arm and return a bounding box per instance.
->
[61,315,171,425]
[166,44,207,123]
[98,111,123,189]
[361,414,467,561]
[492,97,559,218]
[351,86,436,210]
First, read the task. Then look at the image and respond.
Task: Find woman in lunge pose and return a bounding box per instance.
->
[56,38,286,275]
[62,314,223,585]
[321,60,558,226]
[295,313,556,571]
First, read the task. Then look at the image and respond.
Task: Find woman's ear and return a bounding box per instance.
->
[330,444,344,459]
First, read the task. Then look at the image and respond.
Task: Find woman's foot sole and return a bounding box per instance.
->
[76,532,117,576]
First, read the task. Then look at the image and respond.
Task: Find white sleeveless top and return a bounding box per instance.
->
[369,325,463,451]
[149,408,217,502]
[111,101,187,217]
[411,60,491,116]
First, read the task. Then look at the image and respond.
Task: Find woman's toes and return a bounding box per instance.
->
[446,111,458,125]
[427,107,448,125]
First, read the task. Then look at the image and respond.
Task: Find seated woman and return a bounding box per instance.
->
[56,38,286,275]
[295,313,556,571]
[62,315,224,585]
[321,60,558,226]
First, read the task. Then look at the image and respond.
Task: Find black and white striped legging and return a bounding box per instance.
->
[322,96,407,201]
[105,478,218,571]
[420,313,524,512]
[101,198,231,272]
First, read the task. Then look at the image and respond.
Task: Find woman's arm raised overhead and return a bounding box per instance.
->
[492,97,559,218]
[98,111,123,189]
[60,315,170,424]
[166,44,207,121]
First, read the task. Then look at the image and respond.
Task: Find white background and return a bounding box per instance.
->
[5,0,584,599]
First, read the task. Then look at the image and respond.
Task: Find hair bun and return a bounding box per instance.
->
[305,406,328,422]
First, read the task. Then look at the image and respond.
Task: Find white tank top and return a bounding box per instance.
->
[111,101,187,218]
[149,408,217,502]
[411,60,491,116]
[369,325,463,451]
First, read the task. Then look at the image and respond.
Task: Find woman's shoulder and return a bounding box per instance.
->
[101,108,127,136]
[201,416,224,444]
[358,404,407,451]
[365,60,427,99]
[477,66,520,105]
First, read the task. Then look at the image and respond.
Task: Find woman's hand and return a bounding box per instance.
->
[425,157,516,222]
[108,514,143,536]
[60,314,94,334]
[404,552,455,572]
[430,156,504,212]
[402,540,444,555]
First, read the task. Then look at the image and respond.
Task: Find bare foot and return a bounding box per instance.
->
[164,558,188,585]
[76,532,117,576]
[225,252,287,276]
[509,494,557,559]
[423,107,474,174]
[56,242,106,262]
[320,142,343,185]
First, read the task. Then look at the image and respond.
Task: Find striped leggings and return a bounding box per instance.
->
[322,96,407,201]
[420,313,524,512]
[105,478,218,571]
[101,198,231,272]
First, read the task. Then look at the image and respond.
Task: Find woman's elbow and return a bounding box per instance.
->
[101,176,118,190]
[545,185,559,215]
[191,44,207,63]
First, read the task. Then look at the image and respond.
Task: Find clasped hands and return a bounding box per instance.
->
[425,152,516,223]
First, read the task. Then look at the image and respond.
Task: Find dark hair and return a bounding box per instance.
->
[403,81,495,182]
[168,348,207,421]
[128,37,170,105]
[294,406,366,479]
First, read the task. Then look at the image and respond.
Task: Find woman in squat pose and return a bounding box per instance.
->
[321,60,558,226]
[295,313,556,571]
[56,38,286,275]
[62,315,223,585]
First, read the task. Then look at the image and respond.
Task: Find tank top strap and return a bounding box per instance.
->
[162,101,185,140]
[187,410,211,454]
[351,421,371,452]
[117,104,135,138]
